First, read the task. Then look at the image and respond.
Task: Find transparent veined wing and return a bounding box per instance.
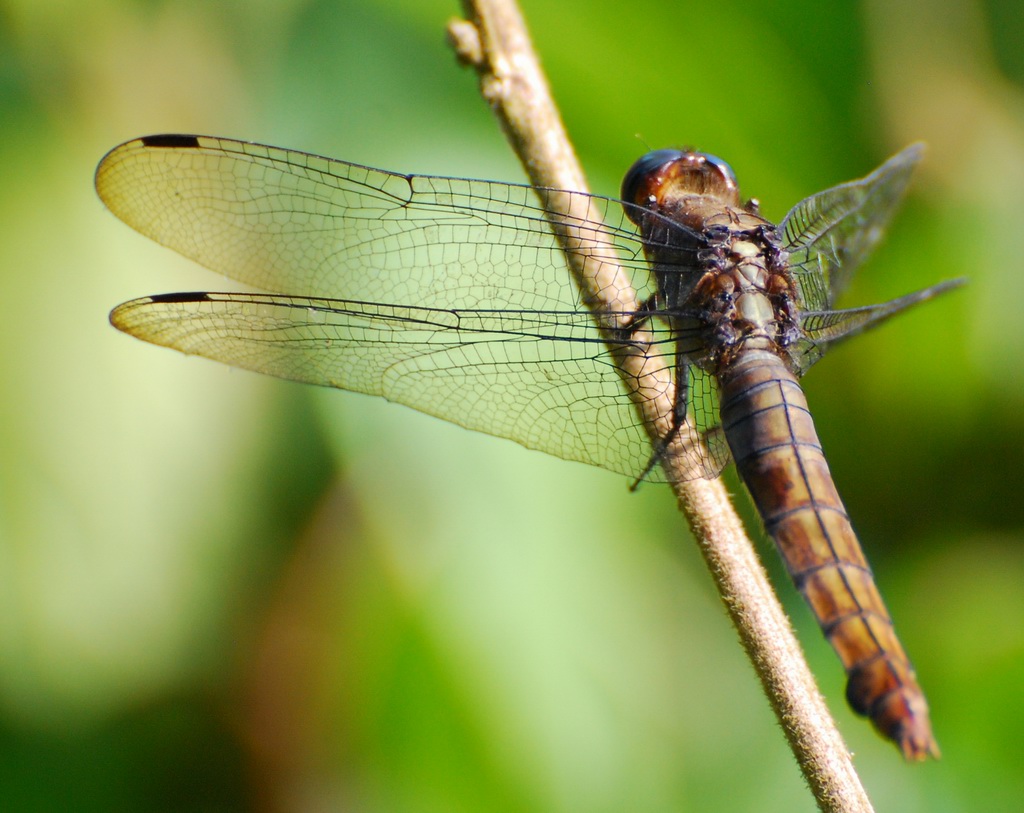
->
[96,134,668,312]
[780,144,925,311]
[109,290,732,481]
[789,277,966,373]
[100,135,728,481]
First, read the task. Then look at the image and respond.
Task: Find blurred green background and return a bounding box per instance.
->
[1,0,1021,809]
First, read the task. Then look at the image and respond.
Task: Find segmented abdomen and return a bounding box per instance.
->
[717,347,938,760]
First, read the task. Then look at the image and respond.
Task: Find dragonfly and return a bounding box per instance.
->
[97,134,962,759]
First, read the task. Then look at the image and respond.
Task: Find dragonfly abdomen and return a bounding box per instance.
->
[717,346,938,759]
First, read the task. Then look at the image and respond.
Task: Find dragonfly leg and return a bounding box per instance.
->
[629,338,690,490]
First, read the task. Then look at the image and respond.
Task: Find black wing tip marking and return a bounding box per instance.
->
[109,292,212,330]
[146,291,213,304]
[140,134,202,149]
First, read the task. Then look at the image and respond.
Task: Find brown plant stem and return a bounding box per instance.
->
[447,2,875,811]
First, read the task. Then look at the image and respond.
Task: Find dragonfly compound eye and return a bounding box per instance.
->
[621,149,687,214]
[621,149,741,224]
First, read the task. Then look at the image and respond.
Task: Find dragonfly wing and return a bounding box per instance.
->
[96,135,662,312]
[780,144,925,311]
[110,291,732,482]
[100,135,728,482]
[628,350,731,484]
[681,361,731,479]
[789,277,966,373]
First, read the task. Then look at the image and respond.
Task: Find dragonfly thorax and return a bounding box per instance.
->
[685,228,801,369]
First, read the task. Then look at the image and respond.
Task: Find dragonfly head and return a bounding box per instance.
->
[621,149,741,224]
